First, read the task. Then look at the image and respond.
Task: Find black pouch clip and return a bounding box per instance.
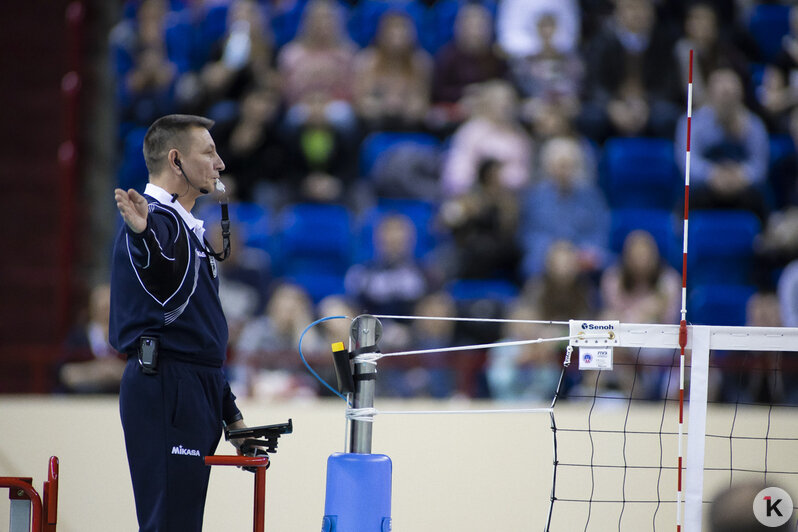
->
[138,336,159,375]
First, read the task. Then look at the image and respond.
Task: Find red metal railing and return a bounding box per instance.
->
[205,455,270,532]
[0,456,59,532]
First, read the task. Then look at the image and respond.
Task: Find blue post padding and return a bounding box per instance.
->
[323,453,392,532]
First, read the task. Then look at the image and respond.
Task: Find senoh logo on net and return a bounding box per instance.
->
[753,487,794,528]
[581,322,615,331]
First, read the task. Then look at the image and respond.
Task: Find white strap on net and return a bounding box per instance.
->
[346,406,554,423]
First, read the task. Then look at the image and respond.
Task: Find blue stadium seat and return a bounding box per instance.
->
[359,131,440,178]
[768,133,797,209]
[769,133,795,168]
[271,0,309,48]
[406,0,460,54]
[356,198,438,262]
[750,62,767,89]
[748,4,791,63]
[285,271,347,304]
[446,278,519,303]
[206,100,239,126]
[687,210,761,287]
[600,137,680,209]
[117,127,149,192]
[609,208,679,268]
[346,0,408,48]
[199,4,229,46]
[199,201,271,253]
[233,202,271,251]
[193,3,230,68]
[163,11,194,74]
[273,203,353,276]
[688,284,756,326]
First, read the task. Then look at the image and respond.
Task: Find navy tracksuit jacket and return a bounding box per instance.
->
[110,187,241,531]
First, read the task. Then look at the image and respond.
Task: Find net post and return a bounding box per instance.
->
[684,326,710,532]
[349,314,381,454]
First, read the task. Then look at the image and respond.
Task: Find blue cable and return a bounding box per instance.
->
[298,315,349,402]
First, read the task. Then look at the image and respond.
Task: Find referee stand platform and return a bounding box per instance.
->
[205,420,293,532]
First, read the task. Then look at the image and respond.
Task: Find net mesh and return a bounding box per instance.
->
[545,346,798,531]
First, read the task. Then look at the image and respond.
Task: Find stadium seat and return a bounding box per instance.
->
[273,203,353,276]
[406,0,460,55]
[768,134,797,209]
[346,0,408,48]
[285,271,347,304]
[206,99,239,126]
[163,10,194,74]
[117,127,149,192]
[199,201,271,253]
[446,278,519,303]
[356,198,439,262]
[748,4,791,63]
[359,131,440,178]
[600,137,680,209]
[271,0,308,48]
[750,62,767,89]
[687,210,761,287]
[688,284,756,327]
[193,3,230,68]
[609,208,680,268]
[770,134,796,168]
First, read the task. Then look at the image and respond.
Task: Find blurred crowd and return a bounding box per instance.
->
[61,0,798,403]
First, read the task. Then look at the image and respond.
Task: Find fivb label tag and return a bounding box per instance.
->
[579,346,614,370]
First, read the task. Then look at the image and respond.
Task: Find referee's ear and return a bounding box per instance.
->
[168,149,182,174]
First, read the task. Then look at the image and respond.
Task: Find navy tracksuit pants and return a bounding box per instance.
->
[120,357,227,531]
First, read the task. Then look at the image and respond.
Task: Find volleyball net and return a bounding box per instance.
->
[305,316,798,531]
[546,322,798,531]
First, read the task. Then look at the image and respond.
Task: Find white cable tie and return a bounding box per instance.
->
[352,352,381,365]
[346,407,378,422]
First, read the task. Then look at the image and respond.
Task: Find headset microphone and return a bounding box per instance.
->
[175,158,209,195]
[172,156,230,261]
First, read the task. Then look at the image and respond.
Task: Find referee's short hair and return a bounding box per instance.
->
[143,114,214,175]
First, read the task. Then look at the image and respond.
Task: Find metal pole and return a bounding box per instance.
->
[254,466,266,532]
[1,478,42,532]
[349,314,381,454]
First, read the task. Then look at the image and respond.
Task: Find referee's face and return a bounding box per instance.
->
[182,126,225,194]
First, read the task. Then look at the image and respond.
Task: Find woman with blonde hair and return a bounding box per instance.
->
[353,11,432,130]
[278,0,357,133]
[441,79,532,197]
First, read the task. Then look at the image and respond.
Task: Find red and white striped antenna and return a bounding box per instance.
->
[676,48,694,532]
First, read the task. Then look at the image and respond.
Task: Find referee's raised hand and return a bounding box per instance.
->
[114,188,149,234]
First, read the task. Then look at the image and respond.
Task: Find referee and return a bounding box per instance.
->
[110,114,252,531]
